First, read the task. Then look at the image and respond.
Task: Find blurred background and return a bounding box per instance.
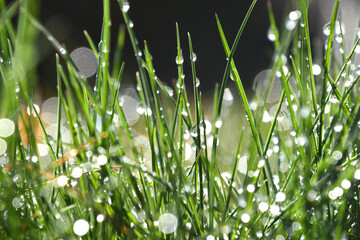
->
[38,0,291,97]
[36,0,360,112]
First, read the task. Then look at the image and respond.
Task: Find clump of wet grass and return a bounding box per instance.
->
[1,0,360,239]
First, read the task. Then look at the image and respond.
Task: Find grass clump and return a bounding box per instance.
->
[1,0,360,239]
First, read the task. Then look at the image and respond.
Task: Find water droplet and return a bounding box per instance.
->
[335,20,345,35]
[354,169,360,180]
[165,86,174,96]
[289,10,301,21]
[246,184,255,193]
[129,20,134,28]
[275,192,286,202]
[121,0,130,12]
[241,213,250,223]
[223,88,234,103]
[73,219,89,236]
[96,214,105,222]
[71,167,83,178]
[323,23,331,36]
[181,108,188,117]
[175,53,184,65]
[355,65,360,76]
[97,154,108,166]
[191,52,197,62]
[312,64,321,75]
[59,48,67,55]
[269,205,280,215]
[158,213,178,234]
[334,125,343,132]
[12,197,23,209]
[190,126,198,137]
[258,202,269,212]
[267,27,276,42]
[331,150,342,161]
[57,175,68,187]
[195,78,200,87]
[230,68,237,81]
[285,20,297,31]
[215,118,223,128]
[341,179,351,189]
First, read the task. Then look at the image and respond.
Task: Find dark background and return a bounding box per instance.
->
[38,0,294,97]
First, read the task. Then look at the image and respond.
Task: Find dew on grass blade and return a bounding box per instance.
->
[285,20,297,31]
[312,64,321,75]
[354,169,360,180]
[96,214,105,222]
[27,104,40,117]
[121,0,130,12]
[158,213,178,234]
[223,88,233,106]
[164,86,174,96]
[70,47,97,78]
[175,53,184,65]
[341,179,351,189]
[57,175,68,187]
[12,197,23,209]
[191,52,197,62]
[195,78,200,87]
[73,219,89,236]
[289,10,301,21]
[267,26,276,42]
[215,118,223,128]
[0,139,8,156]
[71,167,83,178]
[323,23,330,36]
[241,213,250,223]
[258,202,269,212]
[97,155,108,166]
[275,192,286,202]
[269,205,280,215]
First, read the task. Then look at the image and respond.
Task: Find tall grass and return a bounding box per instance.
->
[1,0,360,239]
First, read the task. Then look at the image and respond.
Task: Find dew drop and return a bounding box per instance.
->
[158,213,178,234]
[121,0,130,12]
[289,10,301,21]
[191,52,197,62]
[175,53,184,65]
[323,23,330,36]
[97,154,108,166]
[312,64,321,76]
[165,86,174,96]
[71,167,83,178]
[195,78,200,87]
[275,192,286,202]
[258,202,269,212]
[341,179,351,189]
[73,219,89,236]
[267,27,276,42]
[354,169,360,180]
[241,213,250,223]
[57,175,68,187]
[215,118,223,128]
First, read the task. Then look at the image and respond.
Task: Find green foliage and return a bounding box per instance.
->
[1,0,360,239]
